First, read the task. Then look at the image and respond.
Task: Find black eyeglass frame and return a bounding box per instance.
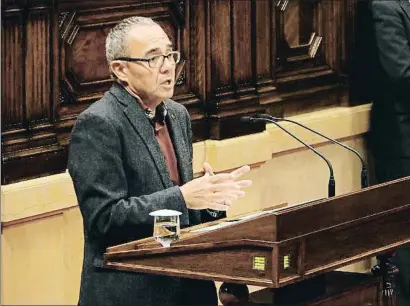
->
[114,51,181,68]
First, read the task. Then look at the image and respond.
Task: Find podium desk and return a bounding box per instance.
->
[104,177,410,305]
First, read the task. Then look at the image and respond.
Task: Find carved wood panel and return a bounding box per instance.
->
[1,0,360,184]
[1,0,66,184]
[275,0,338,86]
[2,7,24,134]
[206,0,267,139]
[56,1,205,146]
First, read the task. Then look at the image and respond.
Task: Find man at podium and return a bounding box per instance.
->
[67,16,252,306]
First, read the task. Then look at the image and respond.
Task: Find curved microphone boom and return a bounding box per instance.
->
[255,114,369,189]
[240,116,336,197]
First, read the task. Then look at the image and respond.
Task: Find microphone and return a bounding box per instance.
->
[240,116,336,197]
[255,114,369,189]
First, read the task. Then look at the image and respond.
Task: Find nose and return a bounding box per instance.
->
[159,56,174,74]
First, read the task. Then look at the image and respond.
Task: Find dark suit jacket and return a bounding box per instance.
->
[370,2,410,301]
[370,0,410,158]
[68,83,217,306]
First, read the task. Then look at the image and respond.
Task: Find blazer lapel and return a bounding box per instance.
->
[401,0,410,22]
[165,101,201,225]
[165,103,191,185]
[109,84,173,189]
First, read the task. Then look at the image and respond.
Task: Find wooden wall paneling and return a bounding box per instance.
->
[342,0,355,75]
[299,0,315,46]
[57,0,176,10]
[318,0,351,105]
[255,0,277,101]
[345,0,362,74]
[57,4,144,144]
[1,206,85,305]
[348,0,378,105]
[158,0,207,141]
[189,0,208,141]
[172,0,208,142]
[1,0,361,183]
[208,0,265,140]
[320,0,341,71]
[1,6,25,135]
[1,1,67,185]
[283,0,300,48]
[208,0,232,100]
[62,207,84,302]
[1,214,65,305]
[25,6,51,126]
[208,0,233,139]
[262,0,342,118]
[232,0,253,94]
[0,0,206,184]
[56,0,207,144]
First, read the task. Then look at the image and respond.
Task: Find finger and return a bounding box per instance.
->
[216,199,232,207]
[236,180,253,188]
[221,199,232,207]
[229,190,245,197]
[208,192,239,202]
[229,165,251,180]
[208,173,233,183]
[192,199,218,210]
[203,162,214,175]
[208,182,240,192]
[207,202,230,211]
[216,190,245,198]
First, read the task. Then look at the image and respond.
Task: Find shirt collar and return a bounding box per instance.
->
[123,84,167,125]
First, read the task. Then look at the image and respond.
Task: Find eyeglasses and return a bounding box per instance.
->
[114,51,181,68]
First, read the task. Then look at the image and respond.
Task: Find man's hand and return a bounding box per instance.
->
[179,163,252,211]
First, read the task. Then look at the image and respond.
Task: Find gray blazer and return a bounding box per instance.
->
[68,83,217,306]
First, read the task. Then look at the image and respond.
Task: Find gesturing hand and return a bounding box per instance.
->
[179,163,252,211]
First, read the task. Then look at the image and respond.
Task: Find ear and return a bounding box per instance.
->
[110,61,129,83]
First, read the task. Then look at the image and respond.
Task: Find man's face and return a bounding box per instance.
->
[114,24,176,106]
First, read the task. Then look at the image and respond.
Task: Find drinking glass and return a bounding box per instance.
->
[149,209,182,247]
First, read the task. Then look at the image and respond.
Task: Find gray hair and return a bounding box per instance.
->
[105,16,159,80]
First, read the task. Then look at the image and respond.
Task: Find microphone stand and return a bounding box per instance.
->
[243,116,335,197]
[256,114,369,189]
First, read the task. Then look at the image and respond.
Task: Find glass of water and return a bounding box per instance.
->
[149,209,182,248]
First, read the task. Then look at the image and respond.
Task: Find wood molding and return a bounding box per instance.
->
[1,0,363,184]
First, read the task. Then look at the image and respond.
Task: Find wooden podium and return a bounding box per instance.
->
[104,177,410,305]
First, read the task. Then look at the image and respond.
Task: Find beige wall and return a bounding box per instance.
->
[1,104,374,305]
